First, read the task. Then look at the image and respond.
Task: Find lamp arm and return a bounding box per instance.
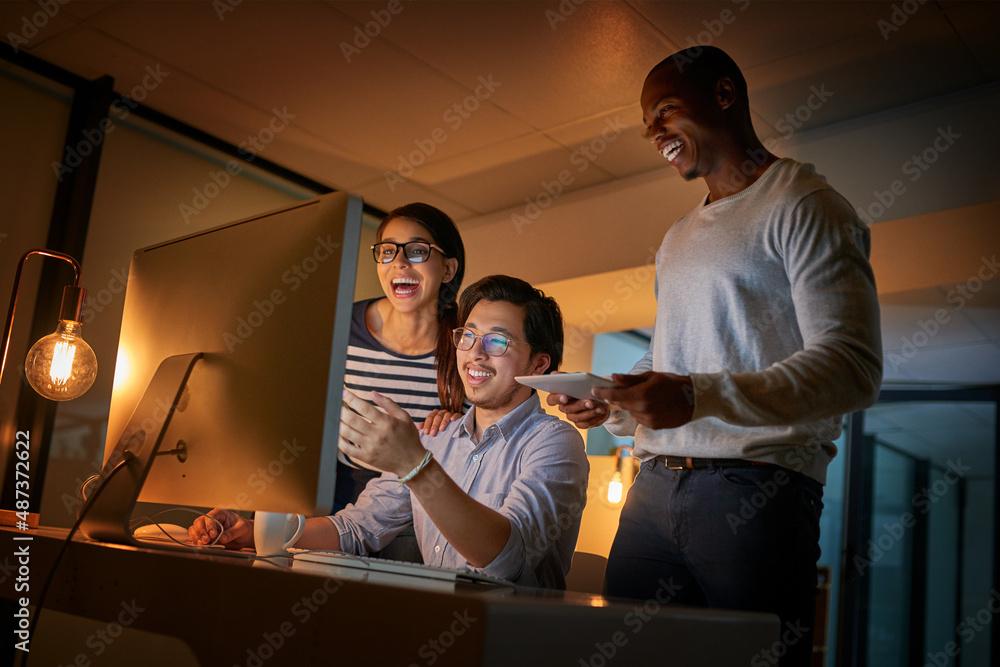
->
[1,249,84,387]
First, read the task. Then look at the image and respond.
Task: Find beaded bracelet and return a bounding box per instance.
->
[398,450,433,484]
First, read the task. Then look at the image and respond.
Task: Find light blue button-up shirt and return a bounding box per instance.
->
[329,392,589,588]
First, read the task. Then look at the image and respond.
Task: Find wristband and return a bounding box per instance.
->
[398,450,433,484]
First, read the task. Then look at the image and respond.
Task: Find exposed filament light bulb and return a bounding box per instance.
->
[24,286,98,401]
[607,470,623,504]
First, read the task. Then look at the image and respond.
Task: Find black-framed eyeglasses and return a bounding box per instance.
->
[371,241,445,264]
[452,327,528,357]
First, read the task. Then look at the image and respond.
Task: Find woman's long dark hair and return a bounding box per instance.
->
[377,203,466,413]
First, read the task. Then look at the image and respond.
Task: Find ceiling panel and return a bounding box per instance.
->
[945,0,1000,79]
[5,0,999,389]
[628,0,907,70]
[419,141,615,214]
[334,0,674,129]
[82,0,535,167]
[748,11,985,133]
[0,0,81,52]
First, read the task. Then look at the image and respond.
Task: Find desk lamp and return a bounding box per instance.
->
[1,249,97,401]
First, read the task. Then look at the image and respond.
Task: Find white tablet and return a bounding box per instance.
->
[515,372,618,401]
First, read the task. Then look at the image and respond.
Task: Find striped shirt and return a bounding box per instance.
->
[340,298,441,470]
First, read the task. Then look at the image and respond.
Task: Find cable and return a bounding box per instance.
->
[129,507,226,548]
[21,454,132,667]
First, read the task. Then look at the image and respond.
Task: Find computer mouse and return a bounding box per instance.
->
[132,523,190,542]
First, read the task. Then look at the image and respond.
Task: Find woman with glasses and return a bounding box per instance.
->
[338,203,466,561]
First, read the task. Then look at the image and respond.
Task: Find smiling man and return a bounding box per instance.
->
[548,47,882,665]
[192,275,589,589]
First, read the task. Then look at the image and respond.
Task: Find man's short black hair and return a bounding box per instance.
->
[653,45,748,104]
[458,275,563,374]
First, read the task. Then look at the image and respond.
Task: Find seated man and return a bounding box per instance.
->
[190,274,590,589]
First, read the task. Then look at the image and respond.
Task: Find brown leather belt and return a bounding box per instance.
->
[654,455,774,470]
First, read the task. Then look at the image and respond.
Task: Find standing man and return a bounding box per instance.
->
[193,275,589,589]
[549,46,882,664]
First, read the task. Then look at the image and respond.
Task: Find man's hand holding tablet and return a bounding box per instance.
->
[535,371,696,431]
[518,372,618,430]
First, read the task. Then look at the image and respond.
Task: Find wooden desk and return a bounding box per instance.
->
[2,526,778,665]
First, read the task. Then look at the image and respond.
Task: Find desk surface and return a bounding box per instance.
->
[2,526,778,666]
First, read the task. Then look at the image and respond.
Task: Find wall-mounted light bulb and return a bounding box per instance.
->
[607,470,623,504]
[23,285,97,401]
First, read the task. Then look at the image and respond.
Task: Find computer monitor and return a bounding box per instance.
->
[79,192,362,545]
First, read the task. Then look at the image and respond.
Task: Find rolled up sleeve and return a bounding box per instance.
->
[329,474,414,555]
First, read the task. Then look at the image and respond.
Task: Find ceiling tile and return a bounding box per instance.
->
[60,1,122,22]
[335,0,673,129]
[426,141,615,214]
[747,11,986,133]
[1,0,81,53]
[350,177,478,222]
[545,108,667,179]
[32,25,384,190]
[79,0,534,167]
[945,0,1000,79]
[629,0,906,69]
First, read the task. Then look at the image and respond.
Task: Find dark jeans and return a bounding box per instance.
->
[605,460,824,667]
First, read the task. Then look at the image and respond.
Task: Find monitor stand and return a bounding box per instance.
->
[79,352,203,547]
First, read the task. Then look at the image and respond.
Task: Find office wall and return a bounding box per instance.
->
[459,83,1000,292]
[10,104,381,526]
[0,60,72,494]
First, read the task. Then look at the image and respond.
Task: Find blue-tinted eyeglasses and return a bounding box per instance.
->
[452,327,529,357]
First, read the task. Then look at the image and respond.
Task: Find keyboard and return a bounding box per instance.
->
[288,548,512,592]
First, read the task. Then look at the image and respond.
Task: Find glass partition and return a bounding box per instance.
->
[856,398,997,667]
